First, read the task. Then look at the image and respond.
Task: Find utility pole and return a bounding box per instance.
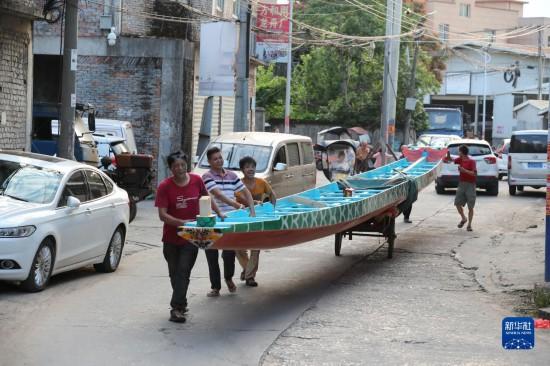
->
[403,28,421,145]
[234,2,251,132]
[482,49,490,141]
[58,0,78,159]
[538,29,544,100]
[284,0,294,134]
[380,0,402,163]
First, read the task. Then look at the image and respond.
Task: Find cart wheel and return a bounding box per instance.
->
[335,233,342,256]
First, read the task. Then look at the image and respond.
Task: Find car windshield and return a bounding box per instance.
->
[0,160,62,203]
[510,134,547,154]
[199,143,272,172]
[448,144,492,156]
[426,110,462,131]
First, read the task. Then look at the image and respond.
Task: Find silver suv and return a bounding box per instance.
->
[508,130,547,195]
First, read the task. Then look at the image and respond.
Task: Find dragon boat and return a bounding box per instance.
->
[179,153,442,250]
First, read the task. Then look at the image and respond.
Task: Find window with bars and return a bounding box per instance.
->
[439,24,449,43]
[459,3,471,17]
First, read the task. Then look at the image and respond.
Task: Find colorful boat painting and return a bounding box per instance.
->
[179,155,441,250]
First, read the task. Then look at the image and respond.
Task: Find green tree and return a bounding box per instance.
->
[255,0,442,132]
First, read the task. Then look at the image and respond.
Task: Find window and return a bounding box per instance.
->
[0,161,62,204]
[510,134,547,154]
[85,170,108,200]
[448,144,492,156]
[486,30,496,42]
[59,171,88,207]
[301,142,314,164]
[232,0,240,17]
[459,3,470,17]
[274,147,287,167]
[439,24,449,43]
[216,0,224,11]
[287,143,301,167]
[103,175,114,194]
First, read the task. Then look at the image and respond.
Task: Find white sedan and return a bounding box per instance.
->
[0,151,130,291]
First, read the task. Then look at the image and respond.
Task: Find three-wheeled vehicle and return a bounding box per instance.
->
[316,140,357,182]
[314,126,370,171]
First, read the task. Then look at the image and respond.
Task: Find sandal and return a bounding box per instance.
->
[206,289,220,297]
[458,219,467,228]
[225,279,237,293]
[466,226,473,232]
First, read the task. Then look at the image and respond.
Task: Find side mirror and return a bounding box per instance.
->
[273,162,287,171]
[88,112,96,132]
[67,196,81,209]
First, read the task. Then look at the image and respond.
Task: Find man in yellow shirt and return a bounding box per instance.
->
[235,156,277,287]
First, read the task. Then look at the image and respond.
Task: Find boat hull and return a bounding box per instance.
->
[190,204,401,250]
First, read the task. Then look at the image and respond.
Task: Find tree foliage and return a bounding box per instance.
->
[255,0,442,131]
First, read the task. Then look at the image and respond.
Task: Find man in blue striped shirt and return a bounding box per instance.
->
[202,147,255,296]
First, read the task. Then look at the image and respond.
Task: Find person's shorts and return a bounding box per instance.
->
[455,181,476,209]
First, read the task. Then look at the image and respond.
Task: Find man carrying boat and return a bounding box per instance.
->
[446,145,477,232]
[235,156,277,287]
[202,147,256,297]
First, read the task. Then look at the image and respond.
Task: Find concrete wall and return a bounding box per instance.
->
[0,13,34,150]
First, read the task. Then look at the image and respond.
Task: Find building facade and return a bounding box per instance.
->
[0,0,42,150]
[32,0,198,182]
[432,42,550,144]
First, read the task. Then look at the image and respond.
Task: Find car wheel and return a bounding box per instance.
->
[517,185,524,192]
[94,227,125,273]
[436,184,445,194]
[487,182,499,196]
[509,185,516,196]
[21,239,55,292]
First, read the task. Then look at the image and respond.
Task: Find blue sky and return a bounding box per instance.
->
[523,0,550,17]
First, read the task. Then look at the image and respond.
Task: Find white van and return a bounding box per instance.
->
[193,132,317,198]
[508,130,548,195]
[51,118,138,154]
[91,119,138,154]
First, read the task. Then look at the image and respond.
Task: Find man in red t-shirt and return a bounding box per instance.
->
[155,151,223,323]
[446,145,477,231]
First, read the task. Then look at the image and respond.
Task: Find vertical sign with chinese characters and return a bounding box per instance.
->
[255,2,290,63]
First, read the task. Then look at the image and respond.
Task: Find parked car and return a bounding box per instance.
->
[193,132,316,198]
[0,151,130,292]
[508,130,547,196]
[496,138,510,180]
[435,139,499,196]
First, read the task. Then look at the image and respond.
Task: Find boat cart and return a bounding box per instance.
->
[334,210,397,258]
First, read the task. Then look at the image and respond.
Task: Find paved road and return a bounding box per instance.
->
[1,175,549,365]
